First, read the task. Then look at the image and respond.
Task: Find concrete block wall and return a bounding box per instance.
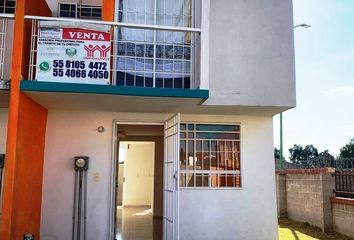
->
[332,198,354,238]
[276,168,335,232]
[276,174,287,217]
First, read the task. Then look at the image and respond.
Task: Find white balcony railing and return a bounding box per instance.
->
[0,13,14,87]
[26,15,202,90]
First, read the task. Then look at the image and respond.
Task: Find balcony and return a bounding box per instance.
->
[0,13,14,107]
[21,15,208,112]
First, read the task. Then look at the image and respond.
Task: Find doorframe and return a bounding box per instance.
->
[109,120,165,240]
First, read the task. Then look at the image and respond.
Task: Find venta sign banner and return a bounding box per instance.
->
[36,24,111,84]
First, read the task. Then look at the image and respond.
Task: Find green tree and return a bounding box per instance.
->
[274,148,280,159]
[339,138,354,158]
[289,144,319,166]
[316,150,335,167]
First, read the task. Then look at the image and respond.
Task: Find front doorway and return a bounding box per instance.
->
[112,115,180,240]
[114,124,165,240]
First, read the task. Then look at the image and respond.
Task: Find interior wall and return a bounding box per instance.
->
[116,145,126,206]
[122,142,154,207]
[0,108,8,154]
[122,135,164,218]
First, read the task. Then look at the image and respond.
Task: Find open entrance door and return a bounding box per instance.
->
[163,113,180,240]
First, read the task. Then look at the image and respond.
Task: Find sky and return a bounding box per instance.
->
[273,0,354,158]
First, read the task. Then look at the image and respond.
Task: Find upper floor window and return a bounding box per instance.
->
[0,0,15,14]
[115,0,199,89]
[180,124,242,188]
[58,1,102,19]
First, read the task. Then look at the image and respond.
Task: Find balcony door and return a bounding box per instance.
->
[114,0,194,89]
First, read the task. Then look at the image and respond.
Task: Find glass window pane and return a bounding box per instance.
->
[180,140,186,170]
[196,132,240,140]
[187,132,194,139]
[179,123,241,188]
[236,175,242,187]
[219,174,227,187]
[211,141,217,152]
[210,152,218,170]
[180,173,186,187]
[226,152,233,170]
[218,152,226,170]
[203,140,210,152]
[227,175,235,187]
[187,124,194,131]
[180,132,186,139]
[195,174,203,187]
[203,175,209,187]
[196,124,239,132]
[187,173,194,187]
[196,140,202,151]
[195,152,202,170]
[233,141,240,152]
[211,174,218,187]
[234,152,241,170]
[225,141,232,152]
[203,152,210,170]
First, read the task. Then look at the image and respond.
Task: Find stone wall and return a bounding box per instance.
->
[332,197,354,237]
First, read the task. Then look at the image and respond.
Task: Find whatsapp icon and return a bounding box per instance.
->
[39,61,50,72]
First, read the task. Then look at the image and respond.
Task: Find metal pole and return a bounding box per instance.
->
[83,171,87,240]
[72,172,78,240]
[77,172,83,240]
[280,112,284,168]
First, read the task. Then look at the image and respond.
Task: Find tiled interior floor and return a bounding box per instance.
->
[116,206,162,240]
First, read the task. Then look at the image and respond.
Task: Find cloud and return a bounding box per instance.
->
[339,125,354,131]
[324,87,354,96]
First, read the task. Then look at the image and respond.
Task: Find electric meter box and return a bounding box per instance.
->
[74,156,89,171]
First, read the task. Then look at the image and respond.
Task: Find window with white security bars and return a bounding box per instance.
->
[0,0,15,14]
[115,0,200,89]
[58,1,102,19]
[180,124,242,188]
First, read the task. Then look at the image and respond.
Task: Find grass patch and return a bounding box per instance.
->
[278,218,353,240]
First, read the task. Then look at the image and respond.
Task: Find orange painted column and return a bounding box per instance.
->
[103,0,115,21]
[0,0,26,237]
[0,0,51,239]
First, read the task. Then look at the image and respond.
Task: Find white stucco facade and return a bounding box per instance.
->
[205,0,295,108]
[0,108,8,154]
[40,110,277,240]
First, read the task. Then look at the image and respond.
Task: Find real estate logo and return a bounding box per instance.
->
[66,48,77,57]
[84,44,110,59]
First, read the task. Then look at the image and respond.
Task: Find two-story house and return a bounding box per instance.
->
[0,0,296,239]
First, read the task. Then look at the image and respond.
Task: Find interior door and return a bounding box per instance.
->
[164,113,180,240]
